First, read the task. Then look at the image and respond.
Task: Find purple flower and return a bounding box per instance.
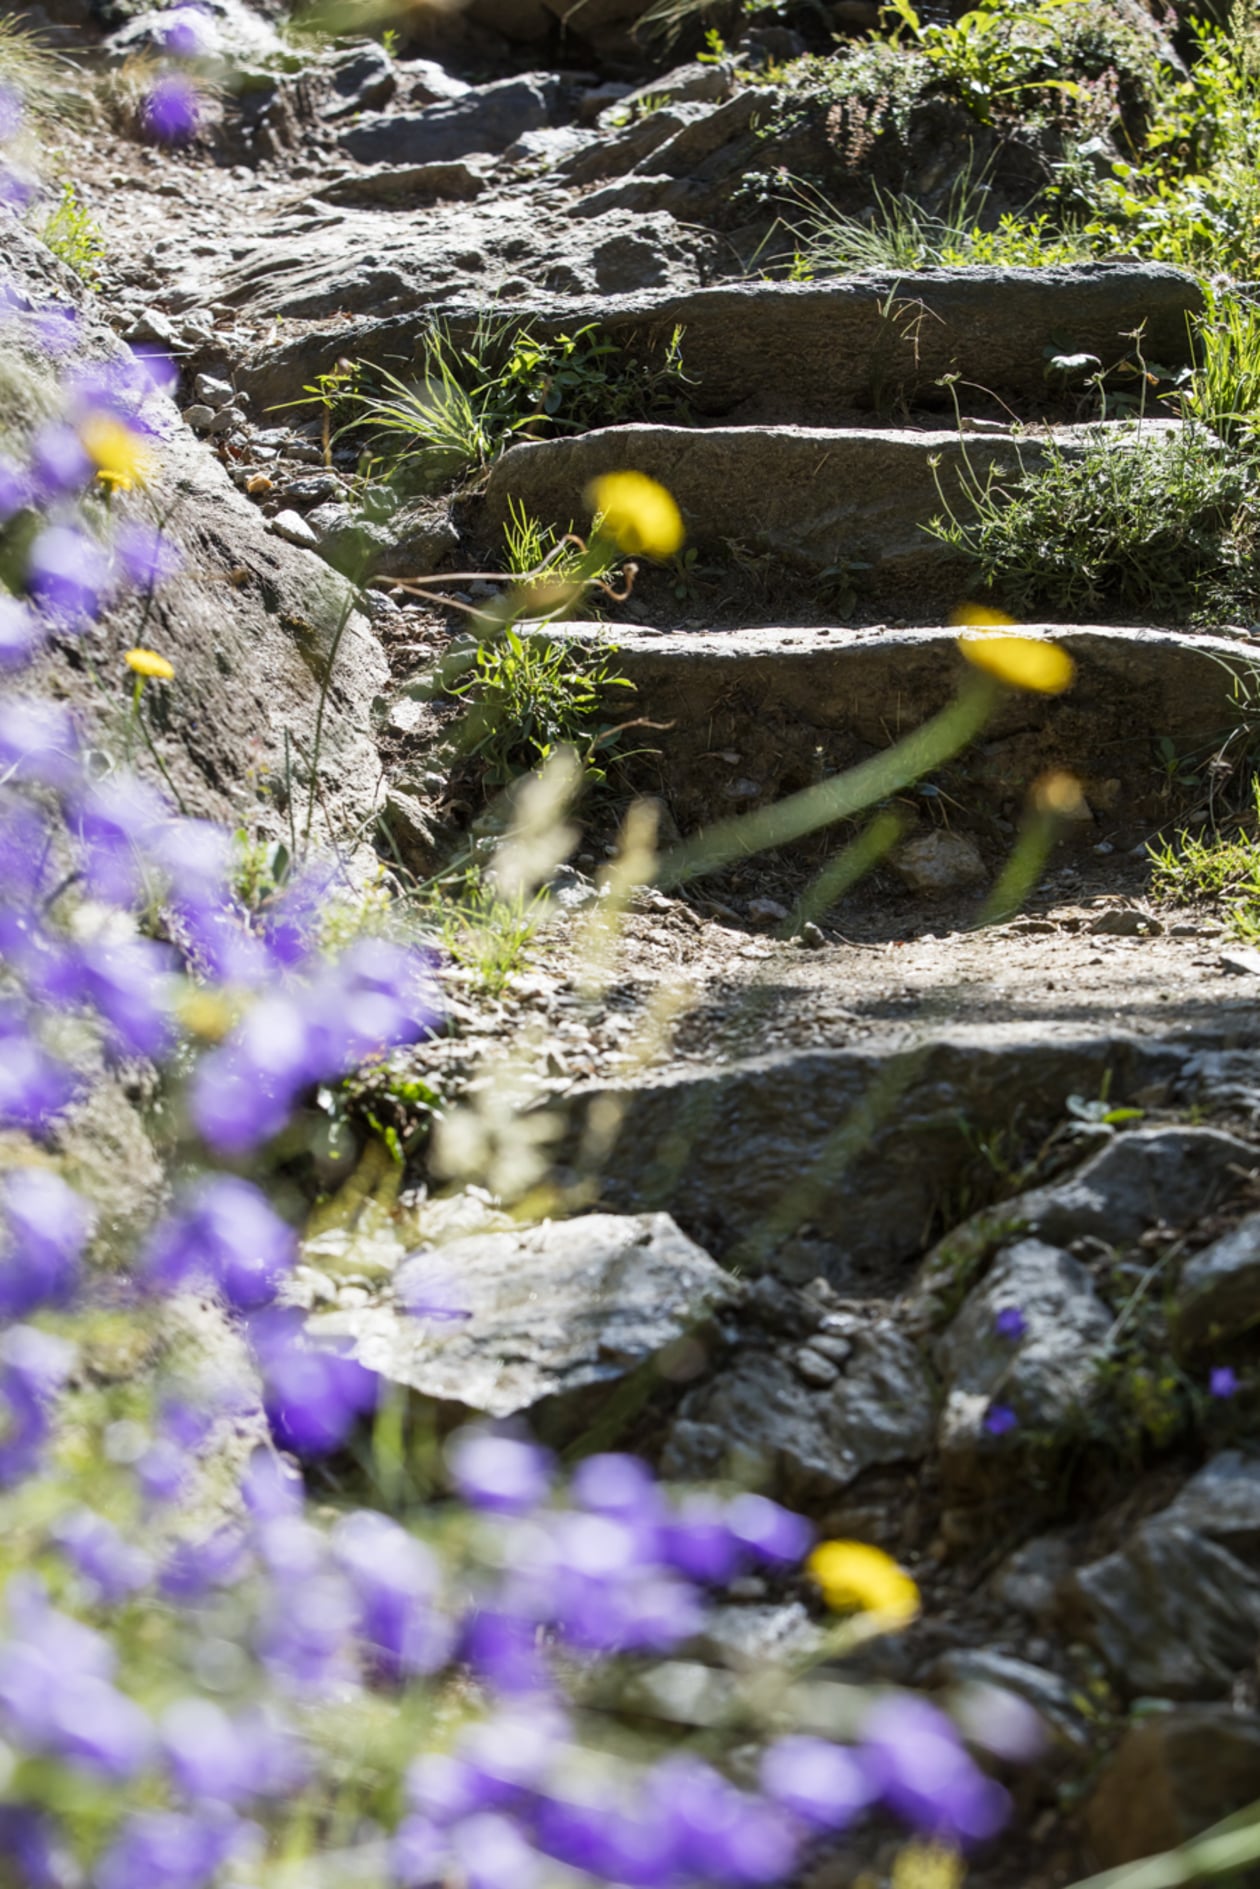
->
[461,1607,548,1696]
[160,3,219,57]
[52,1506,152,1602]
[143,73,201,144]
[77,935,175,1057]
[27,523,110,623]
[255,1571,357,1696]
[0,1007,78,1132]
[162,1699,305,1807]
[251,1308,380,1455]
[0,698,79,790]
[983,1401,1018,1437]
[141,1175,297,1311]
[0,455,31,521]
[728,1492,813,1565]
[860,1694,1009,1844]
[1210,1365,1239,1399]
[0,1806,71,1889]
[29,423,93,501]
[129,343,180,399]
[449,1812,541,1889]
[0,1580,152,1780]
[0,1166,90,1316]
[159,1526,250,1601]
[393,1813,448,1887]
[659,1494,740,1585]
[448,1430,553,1515]
[0,1324,74,1486]
[0,83,22,142]
[993,1306,1027,1342]
[242,1445,304,1521]
[115,520,183,591]
[650,1755,800,1885]
[0,593,41,668]
[761,1734,874,1830]
[569,1451,661,1523]
[333,1511,452,1682]
[76,773,167,905]
[95,1808,248,1889]
[136,1434,192,1505]
[190,993,316,1152]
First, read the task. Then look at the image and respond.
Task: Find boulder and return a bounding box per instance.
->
[301,1212,738,1443]
[340,74,562,166]
[1176,1210,1260,1350]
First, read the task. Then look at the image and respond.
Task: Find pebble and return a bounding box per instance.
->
[195,372,235,406]
[182,403,216,432]
[793,1345,840,1387]
[269,509,320,549]
[796,921,826,949]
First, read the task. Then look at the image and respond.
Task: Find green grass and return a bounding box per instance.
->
[1149,778,1260,937]
[926,423,1260,624]
[448,629,635,791]
[35,181,106,288]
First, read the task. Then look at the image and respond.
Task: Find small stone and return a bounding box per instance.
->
[1087,908,1162,937]
[746,897,789,924]
[195,372,234,406]
[125,306,181,347]
[206,406,242,435]
[796,921,826,948]
[723,778,762,800]
[1093,840,1115,856]
[182,403,216,432]
[793,1346,840,1387]
[807,1333,853,1365]
[1220,947,1260,976]
[269,509,319,550]
[894,830,987,896]
[245,474,273,496]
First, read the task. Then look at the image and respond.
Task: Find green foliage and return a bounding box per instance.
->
[1177,291,1260,444]
[927,424,1260,623]
[882,0,1084,125]
[448,629,636,790]
[342,320,689,492]
[35,181,105,287]
[1149,775,1260,936]
[502,500,595,594]
[421,867,542,993]
[0,12,79,130]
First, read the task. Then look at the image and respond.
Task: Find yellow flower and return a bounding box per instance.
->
[807,1539,920,1625]
[949,602,1018,628]
[958,633,1075,695]
[1030,769,1085,816]
[174,987,233,1041]
[124,647,175,680]
[585,471,684,558]
[80,414,156,491]
[891,1842,965,1889]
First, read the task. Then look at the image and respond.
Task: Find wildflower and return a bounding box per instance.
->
[949,602,1017,628]
[728,1491,815,1563]
[26,523,110,622]
[958,633,1075,695]
[80,413,156,490]
[29,422,93,500]
[52,1507,152,1603]
[1031,769,1086,816]
[0,1325,75,1486]
[860,1695,1008,1844]
[0,1166,90,1316]
[891,1839,966,1889]
[123,645,175,681]
[94,1807,247,1889]
[807,1539,920,1625]
[332,1511,452,1682]
[760,1734,875,1830]
[117,526,182,591]
[448,1429,554,1515]
[586,470,684,557]
[993,1306,1027,1342]
[140,1175,297,1311]
[1210,1365,1239,1398]
[159,3,219,58]
[0,1578,153,1780]
[982,1401,1018,1437]
[0,456,30,521]
[143,73,201,144]
[0,594,41,668]
[251,1307,380,1456]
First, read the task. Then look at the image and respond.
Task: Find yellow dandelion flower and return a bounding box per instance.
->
[1030,769,1085,816]
[949,602,1018,628]
[585,471,684,558]
[80,414,156,491]
[891,1841,965,1889]
[175,988,233,1041]
[958,634,1075,695]
[124,647,175,681]
[807,1539,920,1625]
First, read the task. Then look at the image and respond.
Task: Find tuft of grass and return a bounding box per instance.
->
[1149,777,1260,937]
[0,12,79,129]
[1177,291,1260,446]
[421,868,541,994]
[448,629,635,792]
[36,180,106,288]
[927,424,1260,623]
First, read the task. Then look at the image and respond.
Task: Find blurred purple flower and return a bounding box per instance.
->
[0,592,41,668]
[461,1607,548,1696]
[255,1570,357,1696]
[160,1525,250,1601]
[0,1805,71,1889]
[651,1755,800,1885]
[450,1812,541,1889]
[448,1430,553,1515]
[27,523,110,623]
[242,1444,304,1521]
[95,1808,249,1889]
[0,1579,152,1779]
[0,455,30,521]
[76,773,167,905]
[0,697,79,789]
[0,1324,74,1486]
[728,1491,813,1564]
[78,934,175,1057]
[659,1494,739,1585]
[397,1250,471,1323]
[29,422,93,501]
[1210,1365,1239,1399]
[993,1306,1027,1343]
[393,1813,448,1888]
[136,1434,192,1504]
[570,1451,661,1523]
[52,1506,152,1602]
[129,343,180,399]
[333,1510,452,1682]
[115,520,183,591]
[160,3,219,56]
[251,1308,380,1455]
[190,993,315,1152]
[0,1007,78,1132]
[141,1175,297,1312]
[163,1699,307,1808]
[149,816,231,905]
[0,82,21,142]
[761,1734,874,1831]
[983,1401,1018,1437]
[0,1165,90,1316]
[143,73,201,144]
[860,1694,1009,1844]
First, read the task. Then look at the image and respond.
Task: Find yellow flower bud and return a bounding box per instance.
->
[958,633,1074,695]
[586,471,684,558]
[124,647,175,680]
[807,1539,920,1625]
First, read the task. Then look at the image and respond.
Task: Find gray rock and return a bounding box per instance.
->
[304,1212,737,1440]
[321,42,396,120]
[269,508,320,549]
[279,475,345,507]
[312,161,490,208]
[195,373,235,407]
[1011,1127,1259,1252]
[340,74,561,166]
[182,403,216,432]
[125,306,182,347]
[989,1532,1077,1624]
[307,501,456,582]
[930,1648,1091,1751]
[1066,1453,1260,1697]
[662,1318,935,1501]
[1176,1210,1260,1350]
[617,61,736,116]
[934,1239,1111,1496]
[400,58,472,105]
[696,1601,824,1666]
[894,830,987,897]
[1086,1706,1260,1867]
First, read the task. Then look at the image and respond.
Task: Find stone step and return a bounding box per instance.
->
[240,261,1201,417]
[528,621,1250,834]
[553,1022,1251,1294]
[473,419,1183,618]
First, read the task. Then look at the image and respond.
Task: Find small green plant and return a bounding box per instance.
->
[502,501,594,596]
[380,25,399,54]
[927,423,1260,623]
[448,629,636,790]
[1149,775,1260,937]
[1176,291,1260,445]
[35,181,106,288]
[421,867,543,993]
[272,357,360,469]
[882,0,1084,125]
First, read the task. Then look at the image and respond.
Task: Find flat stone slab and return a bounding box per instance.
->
[302,1211,737,1439]
[474,419,1183,615]
[537,622,1256,833]
[241,263,1201,419]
